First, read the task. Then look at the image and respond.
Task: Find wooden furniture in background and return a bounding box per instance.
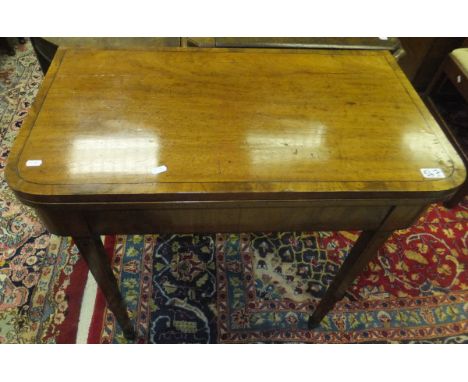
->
[425,48,468,207]
[32,37,403,75]
[398,38,466,92]
[183,37,403,58]
[6,48,465,339]
[0,37,26,56]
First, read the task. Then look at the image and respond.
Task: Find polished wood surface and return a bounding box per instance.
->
[31,37,182,74]
[5,48,466,340]
[6,48,465,204]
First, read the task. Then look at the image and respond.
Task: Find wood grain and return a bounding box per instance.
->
[6,48,466,204]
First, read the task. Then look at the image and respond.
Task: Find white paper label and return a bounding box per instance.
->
[151,165,167,175]
[25,159,42,167]
[420,168,445,179]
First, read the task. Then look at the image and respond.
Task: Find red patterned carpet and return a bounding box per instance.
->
[85,201,467,343]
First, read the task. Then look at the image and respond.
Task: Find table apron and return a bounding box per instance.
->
[34,203,428,236]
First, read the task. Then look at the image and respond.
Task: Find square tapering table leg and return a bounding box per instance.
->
[73,235,136,341]
[308,229,394,329]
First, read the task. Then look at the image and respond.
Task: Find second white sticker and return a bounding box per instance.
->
[420,168,446,179]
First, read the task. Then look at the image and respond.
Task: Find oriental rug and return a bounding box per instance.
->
[87,201,468,343]
[0,40,88,343]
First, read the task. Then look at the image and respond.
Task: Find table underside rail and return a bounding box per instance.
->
[34,203,428,236]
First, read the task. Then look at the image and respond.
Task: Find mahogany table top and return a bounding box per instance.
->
[6,48,465,203]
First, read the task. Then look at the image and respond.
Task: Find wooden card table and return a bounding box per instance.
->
[6,48,466,340]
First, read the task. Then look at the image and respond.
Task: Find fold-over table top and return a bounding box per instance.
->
[6,48,466,202]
